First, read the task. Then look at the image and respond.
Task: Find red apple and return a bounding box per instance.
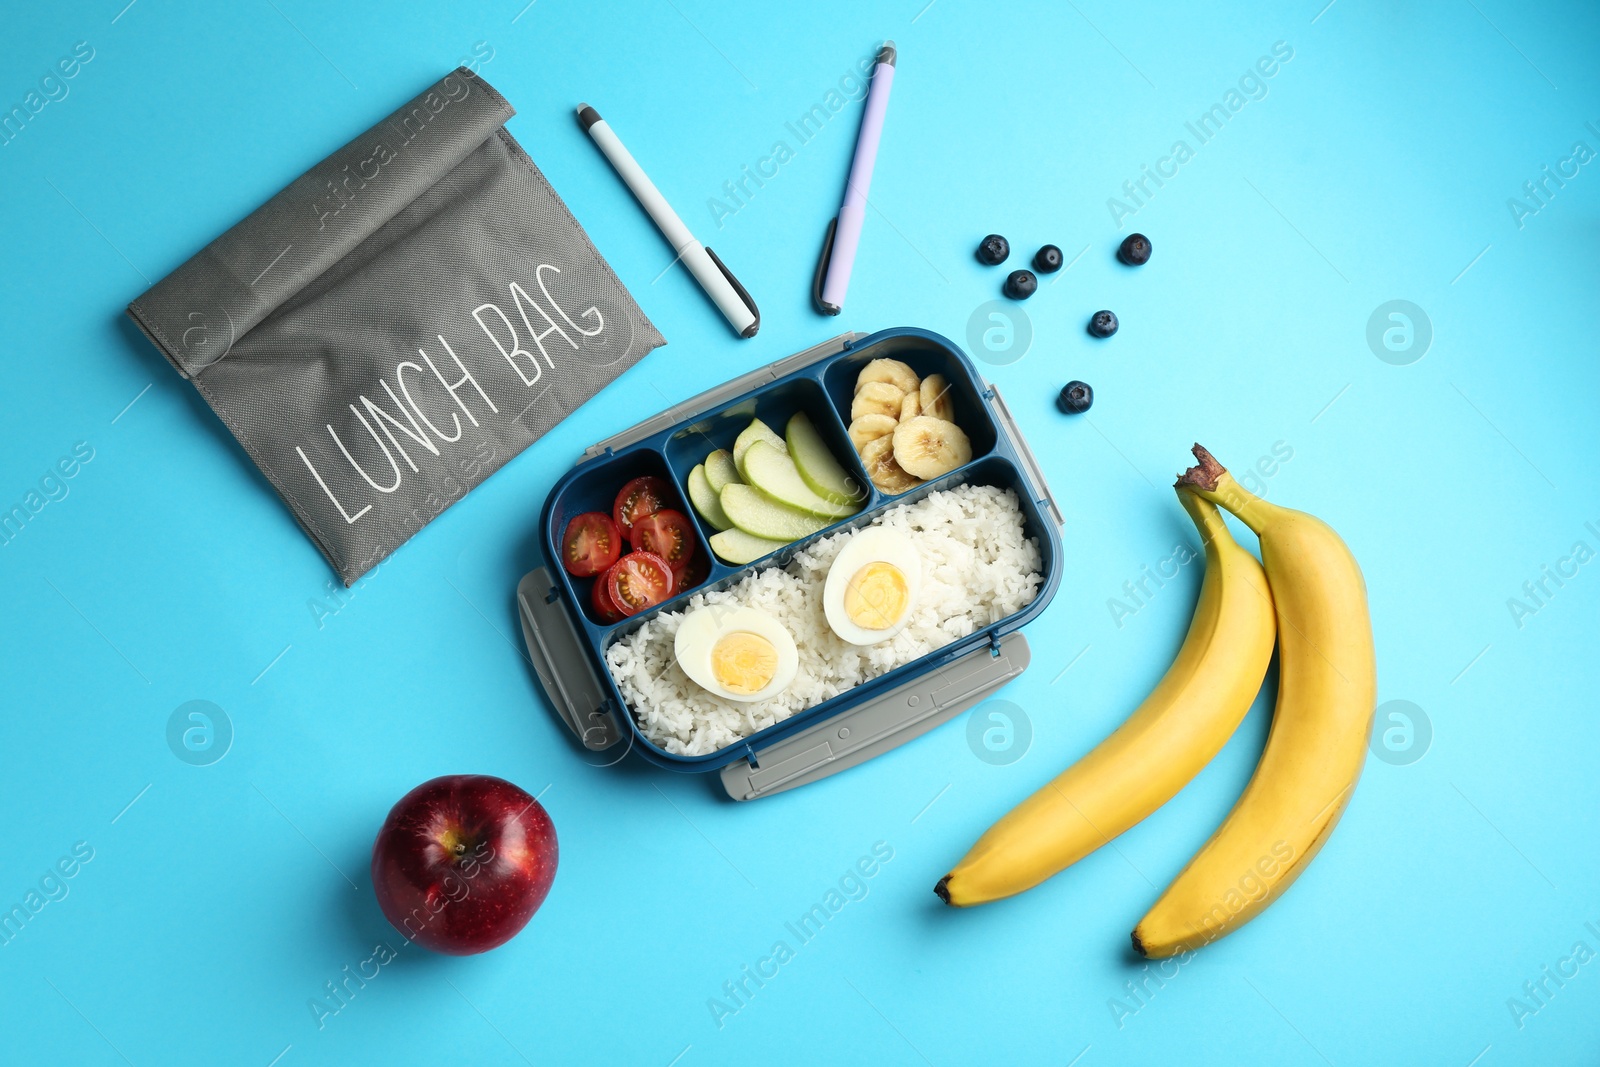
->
[371,774,557,955]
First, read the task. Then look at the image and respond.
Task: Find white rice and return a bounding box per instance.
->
[604,483,1044,757]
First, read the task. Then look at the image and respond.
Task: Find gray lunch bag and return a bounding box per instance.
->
[127,67,663,583]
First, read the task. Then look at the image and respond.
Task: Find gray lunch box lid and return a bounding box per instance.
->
[516,331,1061,800]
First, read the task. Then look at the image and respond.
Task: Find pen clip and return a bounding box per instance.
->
[810,217,840,316]
[703,246,761,339]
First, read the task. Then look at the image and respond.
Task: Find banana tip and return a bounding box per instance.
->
[933,876,952,905]
[1129,928,1150,958]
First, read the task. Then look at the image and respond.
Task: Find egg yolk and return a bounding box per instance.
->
[844,562,909,631]
[711,632,779,695]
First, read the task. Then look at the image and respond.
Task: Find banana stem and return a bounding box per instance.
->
[1176,444,1275,534]
[1175,486,1229,560]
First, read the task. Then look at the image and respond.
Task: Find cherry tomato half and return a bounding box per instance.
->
[613,476,672,534]
[606,551,675,616]
[561,511,623,577]
[590,570,625,624]
[629,508,697,575]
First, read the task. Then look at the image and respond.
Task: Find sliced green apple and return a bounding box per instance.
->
[687,464,732,530]
[719,482,832,541]
[732,418,786,481]
[704,449,740,493]
[740,440,857,520]
[709,527,790,565]
[786,412,866,507]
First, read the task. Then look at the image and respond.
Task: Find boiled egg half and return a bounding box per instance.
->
[823,526,922,645]
[674,605,799,703]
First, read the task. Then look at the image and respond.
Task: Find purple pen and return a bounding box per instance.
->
[813,41,897,315]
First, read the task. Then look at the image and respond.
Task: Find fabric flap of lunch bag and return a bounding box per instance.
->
[128,68,513,378]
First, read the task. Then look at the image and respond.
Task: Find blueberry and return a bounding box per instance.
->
[1033,244,1064,273]
[1003,269,1037,300]
[1057,381,1093,414]
[976,234,1010,266]
[1117,233,1152,266]
[1088,310,1118,338]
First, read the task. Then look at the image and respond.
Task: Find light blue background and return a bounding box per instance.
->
[2,1,1597,1064]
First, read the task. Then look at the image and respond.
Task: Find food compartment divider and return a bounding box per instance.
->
[596,483,889,655]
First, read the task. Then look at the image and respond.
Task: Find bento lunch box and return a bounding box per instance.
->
[516,328,1063,800]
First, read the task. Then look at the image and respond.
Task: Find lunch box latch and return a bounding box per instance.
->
[718,632,1033,801]
[577,332,867,464]
[516,567,624,751]
[987,384,1063,529]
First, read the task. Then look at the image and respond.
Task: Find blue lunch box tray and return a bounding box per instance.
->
[517,328,1063,799]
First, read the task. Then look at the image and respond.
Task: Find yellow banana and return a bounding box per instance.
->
[936,488,1276,907]
[1132,444,1376,958]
